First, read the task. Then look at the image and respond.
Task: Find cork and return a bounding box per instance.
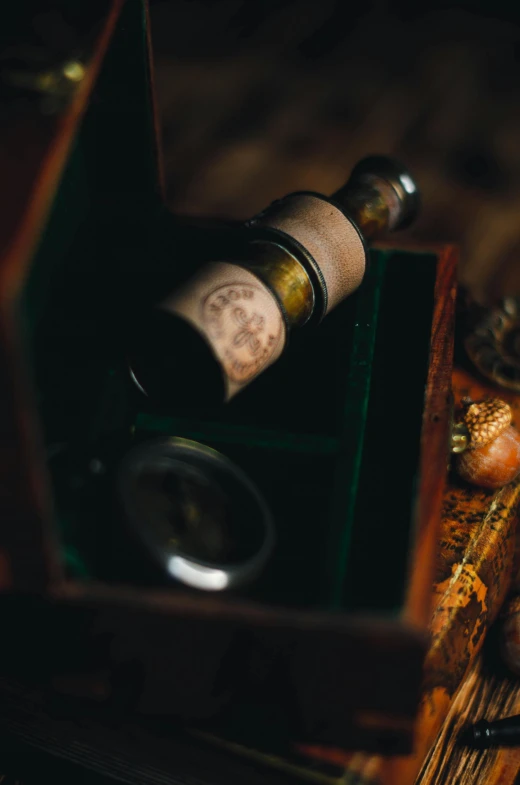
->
[161,262,286,400]
[254,193,367,314]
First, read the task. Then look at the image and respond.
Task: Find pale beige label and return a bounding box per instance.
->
[161,262,286,400]
[256,193,367,314]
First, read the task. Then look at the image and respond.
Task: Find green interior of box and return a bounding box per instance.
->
[20,0,437,615]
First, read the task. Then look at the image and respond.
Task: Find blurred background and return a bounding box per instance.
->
[149,0,520,305]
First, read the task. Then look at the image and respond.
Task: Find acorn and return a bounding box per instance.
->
[453,397,520,489]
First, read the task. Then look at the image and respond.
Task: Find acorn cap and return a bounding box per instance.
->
[461,398,512,449]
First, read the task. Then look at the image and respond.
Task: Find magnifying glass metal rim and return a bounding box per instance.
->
[117,437,275,591]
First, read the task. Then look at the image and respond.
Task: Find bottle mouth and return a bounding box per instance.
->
[348,155,421,231]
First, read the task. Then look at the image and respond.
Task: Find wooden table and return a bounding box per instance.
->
[417,654,520,785]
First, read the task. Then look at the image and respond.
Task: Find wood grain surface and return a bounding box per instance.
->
[417,655,520,785]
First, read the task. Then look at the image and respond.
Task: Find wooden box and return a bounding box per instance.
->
[0,0,456,765]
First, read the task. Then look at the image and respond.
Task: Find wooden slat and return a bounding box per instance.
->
[404,245,457,626]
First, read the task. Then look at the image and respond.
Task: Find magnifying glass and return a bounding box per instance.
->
[117,438,275,591]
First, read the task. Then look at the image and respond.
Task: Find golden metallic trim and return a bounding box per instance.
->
[335,181,391,239]
[245,241,315,328]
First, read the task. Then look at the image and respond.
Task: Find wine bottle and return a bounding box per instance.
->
[128,156,420,407]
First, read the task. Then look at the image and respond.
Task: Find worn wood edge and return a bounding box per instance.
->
[49,579,427,640]
[403,244,458,627]
[144,0,167,201]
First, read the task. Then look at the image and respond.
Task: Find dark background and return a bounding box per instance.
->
[149,0,520,305]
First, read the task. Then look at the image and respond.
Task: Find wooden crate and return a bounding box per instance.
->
[0,0,455,763]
